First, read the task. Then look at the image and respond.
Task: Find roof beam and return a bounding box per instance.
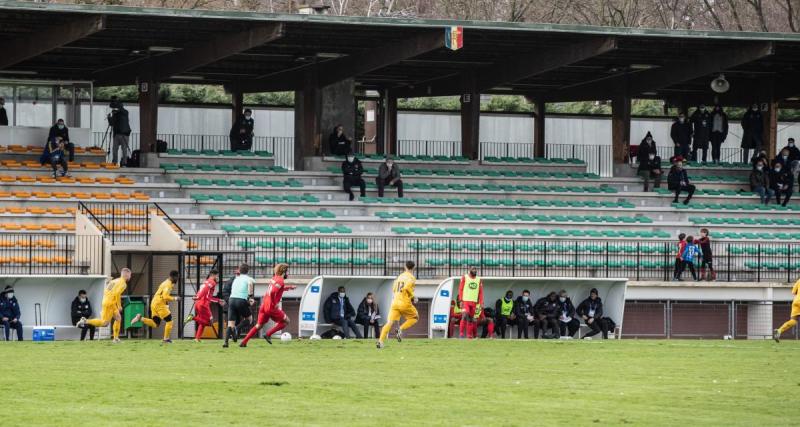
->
[93,23,284,86]
[393,37,617,98]
[232,30,445,93]
[544,41,775,102]
[0,15,106,70]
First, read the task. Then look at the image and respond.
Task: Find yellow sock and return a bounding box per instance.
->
[141,318,158,328]
[399,317,418,331]
[778,319,797,334]
[86,318,103,327]
[112,320,121,339]
[164,321,173,340]
[379,322,393,342]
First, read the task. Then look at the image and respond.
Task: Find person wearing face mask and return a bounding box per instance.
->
[741,103,764,164]
[770,161,793,207]
[667,156,694,205]
[690,104,712,163]
[780,138,800,165]
[0,285,22,341]
[240,263,296,347]
[47,118,75,162]
[670,112,692,159]
[750,160,774,204]
[709,104,728,164]
[341,151,366,201]
[328,124,353,156]
[637,133,662,192]
[577,288,607,339]
[376,155,403,198]
[557,290,579,338]
[323,286,362,339]
[513,290,534,339]
[71,289,95,341]
[494,290,515,339]
[41,135,69,178]
[229,109,255,152]
[356,292,382,339]
[457,267,484,339]
[0,97,8,126]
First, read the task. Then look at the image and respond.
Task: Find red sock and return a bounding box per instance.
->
[194,325,204,341]
[459,318,467,337]
[487,322,495,338]
[241,326,260,345]
[264,321,286,338]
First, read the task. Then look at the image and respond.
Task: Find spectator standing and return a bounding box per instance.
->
[672,233,687,281]
[108,99,132,166]
[0,286,22,341]
[48,119,75,162]
[770,161,793,207]
[229,109,255,151]
[0,97,7,126]
[750,160,774,204]
[328,124,353,156]
[667,157,694,205]
[494,290,515,339]
[356,292,381,339]
[697,228,715,281]
[341,152,366,201]
[676,236,702,281]
[576,288,607,339]
[709,104,728,164]
[670,112,692,158]
[513,290,534,339]
[741,103,764,163]
[323,286,362,339]
[71,290,95,341]
[557,290,579,338]
[376,155,403,198]
[533,291,560,339]
[691,105,712,163]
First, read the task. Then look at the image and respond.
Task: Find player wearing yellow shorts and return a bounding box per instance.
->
[76,268,131,343]
[377,261,418,349]
[132,270,181,343]
[774,277,800,342]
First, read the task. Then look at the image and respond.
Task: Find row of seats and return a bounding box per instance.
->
[206,209,335,219]
[234,240,368,250]
[391,226,672,239]
[1,175,134,185]
[190,194,318,203]
[657,188,751,197]
[0,207,76,215]
[1,223,74,231]
[326,166,600,180]
[482,157,584,165]
[711,231,800,240]
[376,211,653,224]
[331,154,468,162]
[1,145,105,155]
[82,207,148,216]
[408,242,671,253]
[255,256,384,266]
[744,261,800,270]
[174,178,302,188]
[2,160,118,169]
[367,182,617,194]
[220,224,352,234]
[0,256,72,264]
[359,197,635,208]
[426,258,672,269]
[730,246,800,255]
[165,149,272,157]
[660,160,750,169]
[161,163,288,173]
[0,238,58,248]
[689,216,800,226]
[676,202,800,212]
[0,191,149,200]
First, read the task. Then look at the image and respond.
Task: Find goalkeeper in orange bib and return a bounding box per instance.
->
[132,270,181,343]
[377,261,418,349]
[774,276,800,342]
[76,268,131,343]
[457,267,484,339]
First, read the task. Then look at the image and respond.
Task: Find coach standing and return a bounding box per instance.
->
[108,98,132,166]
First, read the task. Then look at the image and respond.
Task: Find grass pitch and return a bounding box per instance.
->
[0,338,796,426]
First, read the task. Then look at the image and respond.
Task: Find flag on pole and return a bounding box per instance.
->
[445,26,463,51]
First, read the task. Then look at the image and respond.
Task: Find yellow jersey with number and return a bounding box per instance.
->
[103,277,127,309]
[391,271,416,306]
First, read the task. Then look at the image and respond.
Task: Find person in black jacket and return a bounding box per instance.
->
[229,109,255,152]
[341,152,366,201]
[770,161,793,207]
[0,285,22,341]
[494,290,515,339]
[48,119,75,162]
[513,290,534,339]
[328,124,353,156]
[709,105,728,164]
[557,290,579,338]
[638,152,662,192]
[667,157,695,205]
[637,131,657,164]
[750,160,773,205]
[670,112,692,158]
[377,155,403,198]
[741,103,764,164]
[779,138,800,165]
[690,105,712,163]
[533,292,560,339]
[108,99,132,166]
[576,288,607,339]
[71,290,95,341]
[323,287,362,339]
[355,292,381,339]
[0,97,8,126]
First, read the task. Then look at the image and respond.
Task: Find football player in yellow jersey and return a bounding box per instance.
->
[132,270,181,343]
[76,268,131,343]
[377,261,418,349]
[774,277,800,342]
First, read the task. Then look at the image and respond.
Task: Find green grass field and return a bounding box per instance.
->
[0,339,796,426]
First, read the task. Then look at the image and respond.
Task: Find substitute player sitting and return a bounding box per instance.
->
[132,270,181,344]
[76,268,131,343]
[774,276,800,342]
[377,261,418,349]
[240,263,295,347]
[458,267,484,339]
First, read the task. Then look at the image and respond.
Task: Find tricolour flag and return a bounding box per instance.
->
[445,26,463,51]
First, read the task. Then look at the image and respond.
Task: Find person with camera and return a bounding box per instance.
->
[40,135,69,178]
[48,118,75,162]
[107,98,132,166]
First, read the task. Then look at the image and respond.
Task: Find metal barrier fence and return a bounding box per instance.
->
[545,143,613,177]
[0,233,105,275]
[397,140,461,157]
[184,236,800,282]
[479,141,533,160]
[78,201,150,245]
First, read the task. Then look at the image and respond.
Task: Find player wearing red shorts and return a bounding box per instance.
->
[240,263,294,347]
[457,267,483,339]
[192,269,223,342]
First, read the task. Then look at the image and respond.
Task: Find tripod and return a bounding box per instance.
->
[98,124,113,155]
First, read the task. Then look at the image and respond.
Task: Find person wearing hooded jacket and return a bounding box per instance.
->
[709,105,728,164]
[670,112,692,158]
[71,290,95,341]
[0,285,22,341]
[741,103,764,164]
[667,157,694,205]
[341,152,366,201]
[557,290,580,338]
[690,105,712,163]
[328,124,353,156]
[513,290,534,339]
[533,291,560,339]
[637,132,662,192]
[576,288,607,339]
[749,159,774,205]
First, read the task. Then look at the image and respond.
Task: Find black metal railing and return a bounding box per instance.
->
[184,235,800,282]
[78,201,150,245]
[154,202,184,237]
[92,132,291,156]
[479,141,534,160]
[0,233,104,275]
[397,140,461,157]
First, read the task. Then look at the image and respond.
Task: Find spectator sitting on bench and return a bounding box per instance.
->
[557,290,580,338]
[448,299,462,338]
[376,155,403,198]
[0,286,22,341]
[342,151,366,201]
[48,118,75,162]
[40,135,69,178]
[323,286,362,339]
[356,292,381,339]
[514,290,534,339]
[533,291,560,339]
[493,290,515,339]
[667,156,694,205]
[71,289,95,341]
[577,288,608,339]
[750,159,774,205]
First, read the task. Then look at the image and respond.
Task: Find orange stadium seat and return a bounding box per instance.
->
[111,193,130,200]
[48,207,67,215]
[1,160,21,167]
[73,146,85,154]
[17,175,35,183]
[0,257,9,264]
[82,162,101,169]
[3,223,22,231]
[33,192,52,199]
[89,148,106,155]
[0,191,12,198]
[132,192,149,200]
[43,224,63,231]
[24,161,40,168]
[36,176,57,184]
[0,240,13,247]
[96,177,115,185]
[11,256,29,264]
[0,175,14,182]
[7,207,25,214]
[115,177,134,185]
[23,224,42,231]
[92,192,112,200]
[53,192,72,199]
[63,223,75,231]
[8,145,26,152]
[77,177,95,184]
[57,177,76,184]
[72,192,91,199]
[101,162,120,169]
[28,207,47,214]
[36,239,56,248]
[25,145,39,151]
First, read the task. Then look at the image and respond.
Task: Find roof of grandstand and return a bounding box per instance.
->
[2,1,800,104]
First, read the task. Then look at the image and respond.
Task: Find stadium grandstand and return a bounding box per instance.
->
[0,0,799,344]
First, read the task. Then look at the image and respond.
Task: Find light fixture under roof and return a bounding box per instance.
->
[629,64,657,70]
[0,70,37,75]
[148,46,177,53]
